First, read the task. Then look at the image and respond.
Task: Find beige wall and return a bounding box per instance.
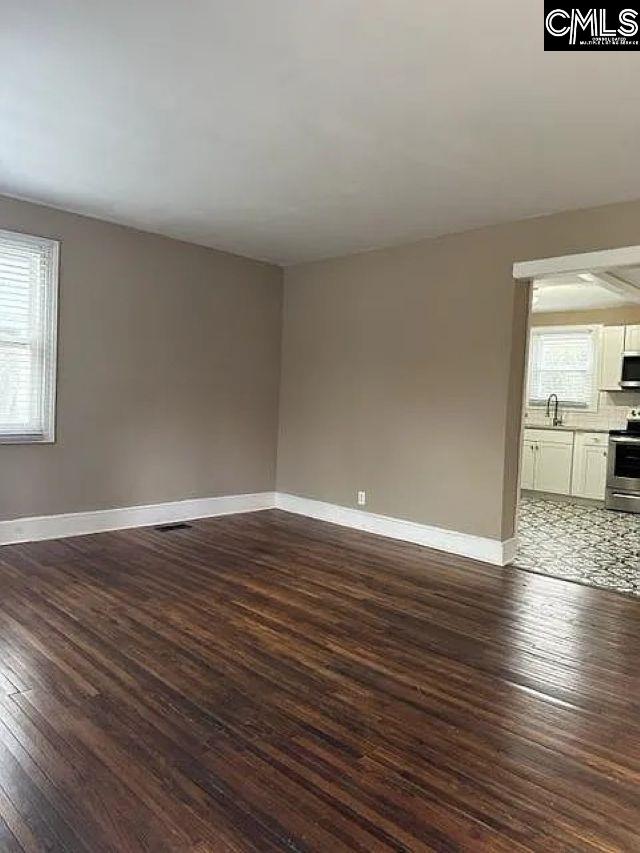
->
[0,195,283,521]
[6,190,640,542]
[531,306,640,326]
[278,198,640,542]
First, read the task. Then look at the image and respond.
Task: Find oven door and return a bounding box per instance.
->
[608,436,640,490]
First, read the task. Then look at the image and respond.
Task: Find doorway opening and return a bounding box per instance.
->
[511,248,640,595]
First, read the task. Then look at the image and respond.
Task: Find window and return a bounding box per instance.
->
[0,229,59,442]
[527,326,599,410]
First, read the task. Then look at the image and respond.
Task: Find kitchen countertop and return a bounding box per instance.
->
[524,424,611,434]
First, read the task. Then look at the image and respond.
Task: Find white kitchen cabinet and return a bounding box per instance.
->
[625,325,640,351]
[535,442,574,494]
[521,440,536,490]
[599,325,625,390]
[522,429,574,495]
[572,432,608,500]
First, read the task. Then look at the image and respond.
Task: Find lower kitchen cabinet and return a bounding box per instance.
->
[521,440,536,490]
[571,432,608,500]
[522,429,573,495]
[523,428,608,500]
[536,441,574,494]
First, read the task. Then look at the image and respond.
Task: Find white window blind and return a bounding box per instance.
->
[527,327,598,409]
[0,229,59,442]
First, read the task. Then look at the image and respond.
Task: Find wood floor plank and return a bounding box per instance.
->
[0,508,639,851]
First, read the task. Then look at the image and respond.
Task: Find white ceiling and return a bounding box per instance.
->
[532,271,640,313]
[2,2,640,265]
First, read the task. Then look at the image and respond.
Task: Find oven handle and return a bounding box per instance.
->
[611,493,640,500]
[609,436,640,443]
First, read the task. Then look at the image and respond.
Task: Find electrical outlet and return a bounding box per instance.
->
[357,490,366,506]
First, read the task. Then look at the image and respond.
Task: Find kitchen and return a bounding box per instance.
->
[515,270,640,594]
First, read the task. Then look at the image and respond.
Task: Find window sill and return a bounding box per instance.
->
[0,434,55,445]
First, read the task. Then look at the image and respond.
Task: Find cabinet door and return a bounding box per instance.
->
[625,325,640,351]
[574,444,608,499]
[582,446,608,499]
[600,326,625,390]
[535,441,573,494]
[520,440,536,490]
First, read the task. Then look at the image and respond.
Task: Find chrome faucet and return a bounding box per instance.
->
[546,393,562,427]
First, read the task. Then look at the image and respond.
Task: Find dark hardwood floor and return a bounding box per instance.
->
[0,509,639,851]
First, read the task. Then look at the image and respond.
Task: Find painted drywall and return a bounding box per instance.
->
[531,306,640,326]
[277,198,640,542]
[6,188,640,546]
[0,195,283,521]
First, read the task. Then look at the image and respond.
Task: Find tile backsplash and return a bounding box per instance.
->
[525,391,640,431]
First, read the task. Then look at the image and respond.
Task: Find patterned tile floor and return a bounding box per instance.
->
[515,495,640,596]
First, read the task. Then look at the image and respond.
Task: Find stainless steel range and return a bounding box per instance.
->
[606,410,640,513]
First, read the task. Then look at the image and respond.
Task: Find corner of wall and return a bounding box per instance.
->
[500,279,532,540]
[274,264,288,493]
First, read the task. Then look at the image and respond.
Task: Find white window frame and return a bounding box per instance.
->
[0,228,60,444]
[526,324,600,414]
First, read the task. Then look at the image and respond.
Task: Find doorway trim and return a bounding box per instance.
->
[509,242,640,566]
[513,245,640,281]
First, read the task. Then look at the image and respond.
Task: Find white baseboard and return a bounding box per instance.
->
[501,536,518,566]
[275,493,515,566]
[0,489,516,567]
[0,492,276,546]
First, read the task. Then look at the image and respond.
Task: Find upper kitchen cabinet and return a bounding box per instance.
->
[600,326,625,390]
[625,325,640,351]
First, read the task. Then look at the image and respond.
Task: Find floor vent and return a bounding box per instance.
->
[155,522,192,532]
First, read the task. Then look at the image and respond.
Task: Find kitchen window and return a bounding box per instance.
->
[0,229,59,443]
[527,326,599,411]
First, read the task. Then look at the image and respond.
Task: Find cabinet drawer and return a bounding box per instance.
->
[577,432,608,447]
[524,428,574,445]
